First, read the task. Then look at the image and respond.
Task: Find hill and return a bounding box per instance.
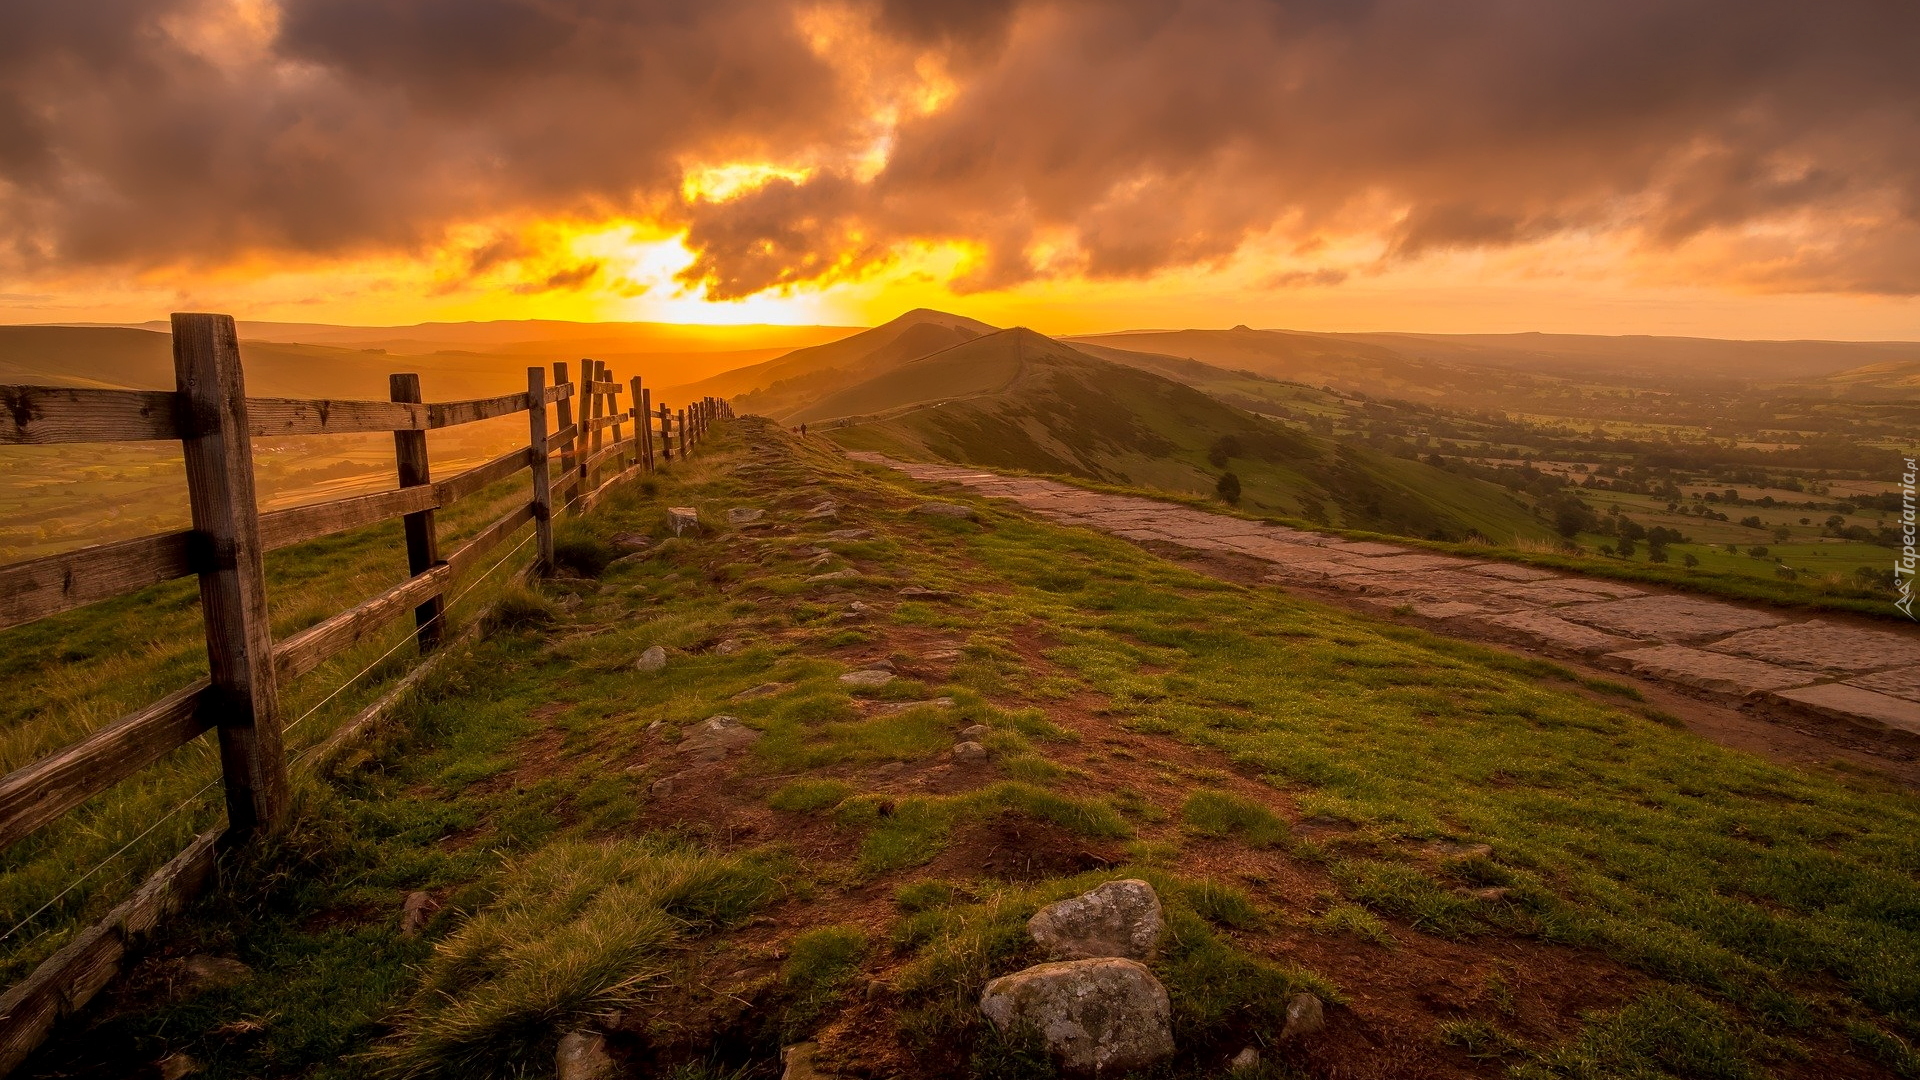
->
[21,419,1920,1080]
[811,327,1551,542]
[1067,326,1920,407]
[669,308,995,415]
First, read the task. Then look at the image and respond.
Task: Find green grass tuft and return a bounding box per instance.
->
[1180,789,1289,847]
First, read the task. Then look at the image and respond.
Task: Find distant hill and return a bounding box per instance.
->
[816,326,1550,542]
[0,324,810,400]
[668,309,995,416]
[1066,326,1920,405]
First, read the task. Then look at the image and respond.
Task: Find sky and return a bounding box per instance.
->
[3,0,1919,339]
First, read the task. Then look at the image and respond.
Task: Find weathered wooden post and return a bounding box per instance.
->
[575,358,595,492]
[677,408,687,458]
[630,376,646,471]
[552,361,576,513]
[389,373,444,652]
[527,367,553,573]
[640,386,654,471]
[659,402,673,463]
[172,312,290,841]
[606,364,625,468]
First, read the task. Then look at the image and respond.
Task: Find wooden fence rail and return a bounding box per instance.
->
[0,312,734,1073]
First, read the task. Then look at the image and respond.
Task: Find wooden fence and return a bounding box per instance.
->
[0,312,732,1071]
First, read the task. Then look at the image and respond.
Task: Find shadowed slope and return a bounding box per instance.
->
[814,328,1551,542]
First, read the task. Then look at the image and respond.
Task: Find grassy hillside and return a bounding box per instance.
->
[817,329,1551,543]
[25,418,1920,1080]
[671,309,994,413]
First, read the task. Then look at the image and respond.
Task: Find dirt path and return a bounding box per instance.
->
[848,453,1920,785]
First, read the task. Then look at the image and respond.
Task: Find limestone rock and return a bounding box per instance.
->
[979,958,1174,1075]
[400,891,436,937]
[733,681,791,701]
[610,532,652,552]
[1279,993,1325,1040]
[961,724,990,739]
[728,507,765,525]
[825,528,874,541]
[1028,880,1164,962]
[953,741,987,761]
[556,1031,618,1080]
[1230,1047,1260,1072]
[667,507,701,536]
[804,500,840,520]
[713,638,744,655]
[634,646,668,672]
[898,585,956,599]
[872,697,955,714]
[807,569,858,583]
[678,715,762,762]
[840,669,894,687]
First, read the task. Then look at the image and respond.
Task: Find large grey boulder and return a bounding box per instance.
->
[1028,880,1164,961]
[667,507,701,536]
[979,958,1174,1075]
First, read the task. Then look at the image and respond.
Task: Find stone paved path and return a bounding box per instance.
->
[849,453,1920,743]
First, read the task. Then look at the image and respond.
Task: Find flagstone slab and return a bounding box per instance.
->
[1324,541,1411,556]
[1848,666,1920,704]
[1547,579,1647,599]
[1705,620,1920,674]
[1772,683,1920,737]
[1361,597,1487,619]
[1556,595,1787,643]
[1600,645,1817,696]
[1355,554,1485,573]
[1465,563,1566,583]
[1475,610,1643,655]
[1506,582,1628,607]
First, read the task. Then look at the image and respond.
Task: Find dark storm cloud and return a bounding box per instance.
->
[2,0,1918,294]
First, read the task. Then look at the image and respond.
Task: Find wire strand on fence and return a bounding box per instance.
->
[1,507,546,950]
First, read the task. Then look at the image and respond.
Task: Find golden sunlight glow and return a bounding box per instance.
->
[680,163,815,204]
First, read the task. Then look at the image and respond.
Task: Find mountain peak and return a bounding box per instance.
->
[888,308,999,333]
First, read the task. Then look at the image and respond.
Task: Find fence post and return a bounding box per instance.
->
[172,312,289,842]
[660,402,673,463]
[389,374,445,652]
[631,376,646,471]
[552,361,575,513]
[677,408,687,458]
[640,386,654,471]
[606,365,625,468]
[527,367,553,574]
[575,358,594,492]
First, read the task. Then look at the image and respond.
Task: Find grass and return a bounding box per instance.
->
[0,468,543,981]
[369,840,783,1080]
[18,416,1920,1080]
[1180,789,1289,847]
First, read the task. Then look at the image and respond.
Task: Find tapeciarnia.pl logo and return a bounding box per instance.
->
[1899,457,1916,621]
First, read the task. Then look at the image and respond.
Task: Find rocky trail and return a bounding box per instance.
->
[848,453,1920,783]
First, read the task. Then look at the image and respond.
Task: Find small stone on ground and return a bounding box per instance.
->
[1027,879,1165,961]
[634,645,668,672]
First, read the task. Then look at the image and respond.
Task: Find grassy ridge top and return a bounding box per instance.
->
[815,329,1550,543]
[25,418,1920,1080]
